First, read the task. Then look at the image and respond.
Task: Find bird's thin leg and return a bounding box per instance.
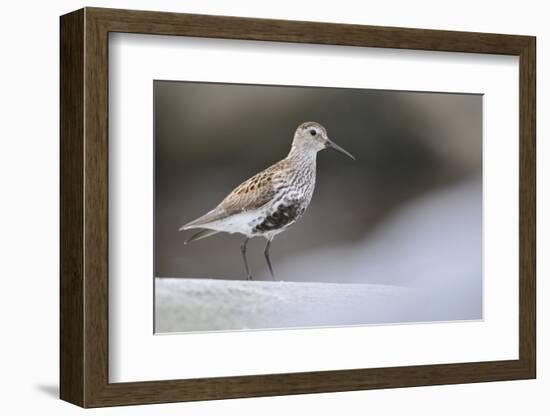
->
[264,238,275,279]
[240,237,252,280]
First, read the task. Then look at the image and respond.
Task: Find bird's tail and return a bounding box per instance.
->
[184,229,220,245]
[178,208,225,231]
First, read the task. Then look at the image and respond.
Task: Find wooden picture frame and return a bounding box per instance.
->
[60,7,536,408]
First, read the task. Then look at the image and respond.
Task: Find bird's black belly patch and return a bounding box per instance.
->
[254,203,303,233]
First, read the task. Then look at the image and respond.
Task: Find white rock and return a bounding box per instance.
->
[155,278,427,333]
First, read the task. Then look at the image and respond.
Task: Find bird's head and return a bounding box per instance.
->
[292,122,355,160]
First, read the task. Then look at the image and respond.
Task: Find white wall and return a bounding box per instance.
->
[0,0,546,414]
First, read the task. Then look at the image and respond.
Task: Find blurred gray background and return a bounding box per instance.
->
[154,80,481,312]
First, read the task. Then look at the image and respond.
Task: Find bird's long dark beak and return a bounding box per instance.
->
[325,138,356,160]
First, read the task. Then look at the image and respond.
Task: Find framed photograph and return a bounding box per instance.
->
[60,7,536,407]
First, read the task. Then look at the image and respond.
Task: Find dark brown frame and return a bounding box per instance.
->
[60,7,536,408]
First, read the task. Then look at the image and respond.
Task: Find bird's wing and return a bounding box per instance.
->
[180,162,286,229]
[220,166,281,213]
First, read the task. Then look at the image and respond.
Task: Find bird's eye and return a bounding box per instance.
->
[309,129,317,136]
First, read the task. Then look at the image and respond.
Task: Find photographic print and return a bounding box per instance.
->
[60,9,535,406]
[154,81,482,333]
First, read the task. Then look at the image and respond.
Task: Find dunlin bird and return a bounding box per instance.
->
[179,121,355,280]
